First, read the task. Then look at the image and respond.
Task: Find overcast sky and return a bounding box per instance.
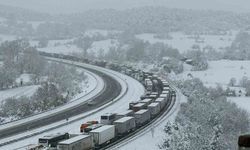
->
[0,0,249,14]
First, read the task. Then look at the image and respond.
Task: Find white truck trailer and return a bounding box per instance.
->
[57,135,93,150]
[148,102,161,117]
[131,103,147,112]
[160,94,168,101]
[116,110,134,120]
[89,125,115,148]
[134,109,151,127]
[155,97,166,109]
[140,98,153,106]
[113,117,136,136]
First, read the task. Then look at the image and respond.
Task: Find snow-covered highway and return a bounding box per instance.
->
[0,58,145,150]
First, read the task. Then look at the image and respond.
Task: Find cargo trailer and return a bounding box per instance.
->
[89,125,115,147]
[116,110,134,120]
[148,103,161,117]
[140,98,153,106]
[134,109,151,127]
[113,117,136,136]
[131,103,147,112]
[57,135,93,150]
[155,98,166,109]
[129,101,138,109]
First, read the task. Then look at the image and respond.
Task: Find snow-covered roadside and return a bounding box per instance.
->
[67,69,96,103]
[0,60,145,150]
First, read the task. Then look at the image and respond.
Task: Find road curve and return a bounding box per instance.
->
[0,58,145,150]
[0,58,122,142]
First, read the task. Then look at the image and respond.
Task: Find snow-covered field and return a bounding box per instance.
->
[178,60,250,87]
[0,34,17,43]
[0,85,40,103]
[136,31,238,53]
[177,59,250,122]
[38,44,82,55]
[85,29,121,37]
[228,97,250,114]
[33,34,118,56]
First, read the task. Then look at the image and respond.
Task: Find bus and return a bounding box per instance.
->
[38,133,69,147]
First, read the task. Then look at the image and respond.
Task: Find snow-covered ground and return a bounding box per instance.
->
[0,59,145,150]
[0,85,40,103]
[35,38,119,57]
[15,74,32,85]
[178,60,250,87]
[38,44,82,55]
[177,59,250,123]
[85,29,121,37]
[0,34,17,43]
[228,97,250,114]
[136,31,238,53]
[68,69,97,102]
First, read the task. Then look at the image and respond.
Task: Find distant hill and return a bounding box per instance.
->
[0,0,249,14]
[62,7,250,33]
[0,4,50,21]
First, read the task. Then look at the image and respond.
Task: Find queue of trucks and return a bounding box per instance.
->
[32,52,176,150]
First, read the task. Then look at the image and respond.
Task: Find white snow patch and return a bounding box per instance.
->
[0,34,17,43]
[178,60,250,87]
[16,74,32,84]
[38,45,82,55]
[85,29,121,37]
[0,85,40,102]
[228,97,250,114]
